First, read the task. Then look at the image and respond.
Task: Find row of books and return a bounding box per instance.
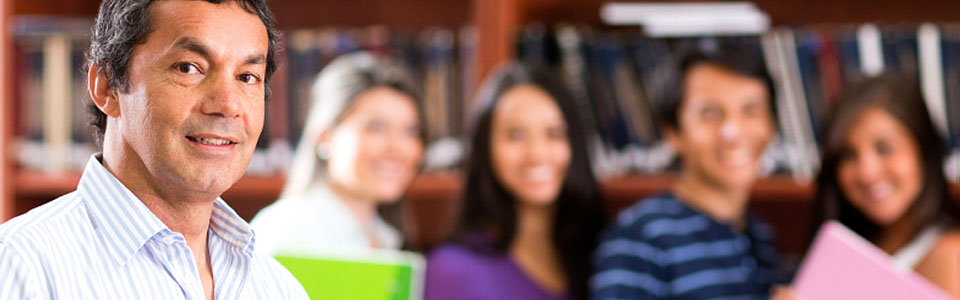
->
[12,17,96,173]
[515,23,960,181]
[10,17,476,174]
[9,16,960,181]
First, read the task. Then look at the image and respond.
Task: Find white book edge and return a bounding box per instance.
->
[857,23,885,76]
[601,2,769,36]
[918,23,949,138]
[778,29,821,179]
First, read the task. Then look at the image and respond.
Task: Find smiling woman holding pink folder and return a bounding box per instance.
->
[775,74,960,299]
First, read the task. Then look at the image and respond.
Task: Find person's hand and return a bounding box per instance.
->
[769,285,804,300]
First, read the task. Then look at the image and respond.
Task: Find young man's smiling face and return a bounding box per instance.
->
[666,62,774,192]
[107,0,269,198]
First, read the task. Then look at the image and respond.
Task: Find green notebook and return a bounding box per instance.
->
[274,250,425,300]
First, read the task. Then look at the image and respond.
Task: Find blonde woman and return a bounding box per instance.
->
[251,52,425,255]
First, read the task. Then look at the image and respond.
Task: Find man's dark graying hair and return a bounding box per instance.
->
[86,0,281,147]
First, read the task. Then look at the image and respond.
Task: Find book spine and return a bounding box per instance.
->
[918,23,949,140]
[857,23,885,76]
[41,33,72,173]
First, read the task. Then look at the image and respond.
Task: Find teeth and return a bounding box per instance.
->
[723,148,752,166]
[865,182,894,201]
[196,137,230,146]
[523,166,554,183]
[377,162,402,176]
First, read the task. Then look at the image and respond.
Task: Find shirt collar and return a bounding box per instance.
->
[78,155,168,266]
[210,197,255,253]
[78,155,257,265]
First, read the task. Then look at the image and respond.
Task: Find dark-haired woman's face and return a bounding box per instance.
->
[838,107,923,226]
[490,85,571,206]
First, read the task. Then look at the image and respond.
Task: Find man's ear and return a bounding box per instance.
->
[87,63,120,117]
[662,125,682,154]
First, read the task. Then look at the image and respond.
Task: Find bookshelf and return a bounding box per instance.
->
[1,0,959,255]
[0,0,11,222]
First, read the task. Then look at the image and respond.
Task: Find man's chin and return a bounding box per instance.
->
[707,169,757,191]
[178,171,244,197]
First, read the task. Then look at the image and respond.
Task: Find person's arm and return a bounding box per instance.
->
[915,232,960,297]
[591,224,669,300]
[0,243,43,299]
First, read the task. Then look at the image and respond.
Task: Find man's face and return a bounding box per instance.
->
[114,0,268,198]
[666,63,774,191]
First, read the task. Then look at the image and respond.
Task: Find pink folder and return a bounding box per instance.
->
[792,220,951,300]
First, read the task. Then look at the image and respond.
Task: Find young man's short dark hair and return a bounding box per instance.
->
[659,40,777,131]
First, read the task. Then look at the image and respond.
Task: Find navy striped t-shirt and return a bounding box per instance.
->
[591,194,782,300]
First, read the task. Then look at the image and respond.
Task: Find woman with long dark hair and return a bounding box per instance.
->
[809,73,960,295]
[423,63,604,300]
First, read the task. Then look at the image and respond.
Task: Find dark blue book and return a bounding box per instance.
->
[941,26,960,150]
[794,28,826,141]
[627,36,675,142]
[880,26,919,78]
[835,28,864,85]
[583,32,638,150]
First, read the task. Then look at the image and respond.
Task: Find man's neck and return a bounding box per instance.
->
[673,171,751,231]
[100,150,217,298]
[100,151,215,253]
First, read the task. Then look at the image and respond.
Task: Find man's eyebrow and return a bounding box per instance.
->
[173,37,211,58]
[174,36,266,66]
[244,54,266,65]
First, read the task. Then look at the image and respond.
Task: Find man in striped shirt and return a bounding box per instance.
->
[592,41,784,299]
[0,0,307,299]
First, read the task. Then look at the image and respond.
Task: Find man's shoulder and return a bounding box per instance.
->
[0,191,87,246]
[602,194,715,247]
[611,194,697,229]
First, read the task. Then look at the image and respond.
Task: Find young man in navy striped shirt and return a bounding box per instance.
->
[592,41,783,299]
[0,0,307,298]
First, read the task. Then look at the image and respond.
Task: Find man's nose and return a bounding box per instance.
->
[200,73,243,118]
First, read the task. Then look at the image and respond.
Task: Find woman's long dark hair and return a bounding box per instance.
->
[452,63,604,300]
[813,73,960,245]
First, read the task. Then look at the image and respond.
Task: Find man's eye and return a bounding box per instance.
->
[238,74,261,85]
[701,107,723,122]
[175,62,201,74]
[507,128,526,141]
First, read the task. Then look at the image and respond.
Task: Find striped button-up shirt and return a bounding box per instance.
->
[0,156,308,299]
[591,194,782,300]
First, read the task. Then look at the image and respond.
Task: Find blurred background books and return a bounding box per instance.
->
[1,0,958,259]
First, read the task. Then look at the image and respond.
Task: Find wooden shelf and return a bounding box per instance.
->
[602,174,813,201]
[13,168,820,222]
[15,170,814,202]
[0,0,11,221]
[14,167,955,214]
